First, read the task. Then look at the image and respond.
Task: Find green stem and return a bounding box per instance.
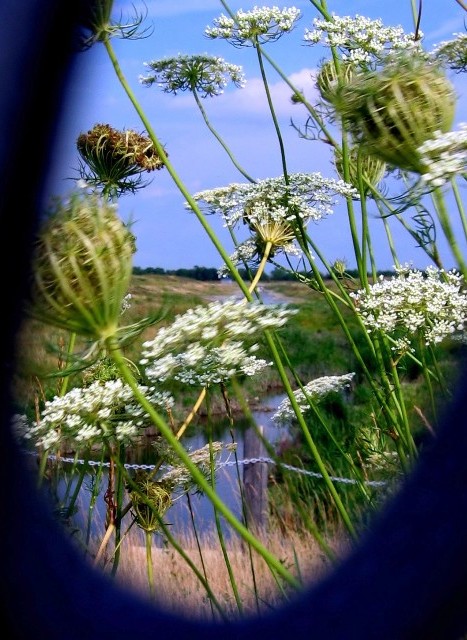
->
[254,40,289,182]
[450,178,467,243]
[376,199,401,268]
[248,241,272,294]
[340,135,365,285]
[220,382,261,614]
[122,468,229,620]
[145,530,155,600]
[106,336,301,589]
[262,330,357,538]
[368,182,444,269]
[219,0,334,150]
[258,47,339,149]
[110,443,125,577]
[85,456,105,551]
[64,455,89,520]
[192,88,256,183]
[356,152,379,281]
[295,238,416,463]
[206,416,243,615]
[102,38,253,302]
[431,187,467,278]
[58,331,76,397]
[186,492,216,619]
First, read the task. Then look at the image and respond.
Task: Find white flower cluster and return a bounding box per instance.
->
[205,6,301,46]
[351,265,467,346]
[139,54,246,98]
[272,373,355,425]
[418,124,467,188]
[17,379,174,451]
[140,298,297,386]
[431,32,467,72]
[304,14,421,66]
[192,172,357,229]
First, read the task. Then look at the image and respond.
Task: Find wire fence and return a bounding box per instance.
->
[35,452,388,488]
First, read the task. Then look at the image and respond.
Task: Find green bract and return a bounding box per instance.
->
[334,147,386,195]
[330,55,456,173]
[316,59,355,105]
[30,191,135,340]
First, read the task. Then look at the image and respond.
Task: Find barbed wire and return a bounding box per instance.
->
[31,452,387,488]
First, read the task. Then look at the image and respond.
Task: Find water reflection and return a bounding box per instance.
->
[55,394,289,541]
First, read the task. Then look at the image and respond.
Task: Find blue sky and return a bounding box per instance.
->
[45,0,467,272]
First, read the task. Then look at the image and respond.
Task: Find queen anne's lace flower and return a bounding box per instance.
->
[191,173,355,264]
[418,124,467,188]
[192,173,357,229]
[140,298,297,386]
[139,54,246,97]
[304,14,421,67]
[272,373,355,425]
[205,6,301,47]
[18,379,174,451]
[351,265,467,346]
[192,173,355,265]
[431,32,467,73]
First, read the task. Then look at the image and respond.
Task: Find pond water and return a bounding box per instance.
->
[53,393,290,542]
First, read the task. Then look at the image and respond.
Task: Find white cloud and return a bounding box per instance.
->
[231,68,318,116]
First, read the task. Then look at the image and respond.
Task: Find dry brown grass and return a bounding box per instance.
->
[100,524,347,622]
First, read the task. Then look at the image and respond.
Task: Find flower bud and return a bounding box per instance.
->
[316,59,355,104]
[30,191,135,340]
[330,55,456,173]
[130,471,172,533]
[334,147,386,194]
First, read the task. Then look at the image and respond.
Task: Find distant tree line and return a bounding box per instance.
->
[132,265,306,281]
[133,265,397,281]
[133,265,220,281]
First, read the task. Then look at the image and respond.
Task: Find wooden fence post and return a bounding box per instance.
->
[243,425,269,532]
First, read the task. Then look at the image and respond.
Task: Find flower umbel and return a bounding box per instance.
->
[193,172,356,230]
[304,14,422,67]
[18,378,174,452]
[272,373,355,425]
[140,299,297,386]
[351,265,467,346]
[139,54,246,97]
[30,191,135,340]
[431,32,467,73]
[418,124,467,188]
[192,174,356,265]
[205,6,301,47]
